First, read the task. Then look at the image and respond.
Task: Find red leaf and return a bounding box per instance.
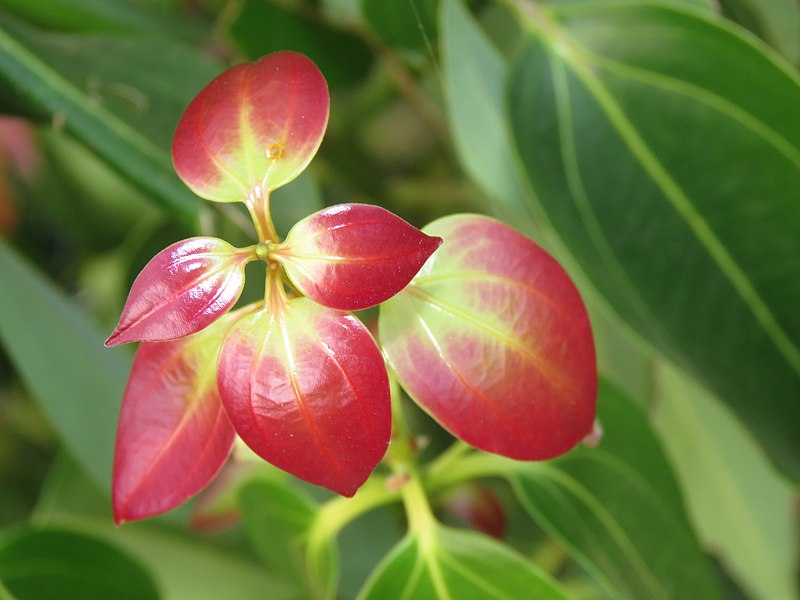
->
[272,204,442,310]
[106,237,252,346]
[172,51,329,203]
[379,215,597,460]
[217,297,391,496]
[113,316,238,523]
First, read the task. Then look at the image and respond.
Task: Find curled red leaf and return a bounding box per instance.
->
[272,204,442,310]
[217,297,391,496]
[106,237,253,346]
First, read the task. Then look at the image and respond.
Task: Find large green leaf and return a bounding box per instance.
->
[653,363,798,600]
[508,1,800,480]
[357,525,570,600]
[0,240,129,487]
[509,381,721,599]
[0,528,159,600]
[0,10,220,225]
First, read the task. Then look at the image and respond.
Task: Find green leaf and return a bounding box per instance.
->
[0,528,159,600]
[509,381,721,599]
[229,0,371,88]
[0,240,129,488]
[361,0,438,52]
[0,10,221,225]
[33,455,295,600]
[358,525,570,600]
[439,0,529,218]
[653,363,798,600]
[240,479,337,600]
[718,0,800,64]
[508,2,800,481]
[0,0,201,38]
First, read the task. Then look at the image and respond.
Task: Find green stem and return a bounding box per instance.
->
[426,452,513,493]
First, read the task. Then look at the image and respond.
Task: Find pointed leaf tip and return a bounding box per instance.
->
[273,203,443,310]
[217,299,391,496]
[173,51,330,203]
[113,317,238,523]
[380,214,597,460]
[106,237,251,346]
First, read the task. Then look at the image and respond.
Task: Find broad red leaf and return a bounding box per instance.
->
[217,297,391,496]
[271,204,442,310]
[379,215,597,460]
[106,237,253,346]
[113,315,238,523]
[172,51,329,203]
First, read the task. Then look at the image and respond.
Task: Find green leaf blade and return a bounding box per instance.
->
[509,2,800,480]
[358,526,571,600]
[0,240,130,488]
[509,383,721,600]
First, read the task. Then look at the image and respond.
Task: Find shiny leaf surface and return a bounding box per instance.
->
[273,203,442,310]
[218,296,391,496]
[358,525,569,600]
[172,51,329,203]
[379,214,596,460]
[106,237,252,346]
[113,316,238,524]
[509,1,800,480]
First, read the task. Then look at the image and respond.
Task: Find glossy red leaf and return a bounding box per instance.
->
[271,204,442,310]
[217,297,391,496]
[105,237,253,346]
[113,316,238,524]
[172,51,329,203]
[379,215,597,460]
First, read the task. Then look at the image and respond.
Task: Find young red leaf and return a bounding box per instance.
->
[113,316,238,524]
[379,215,597,460]
[172,51,329,203]
[105,237,253,346]
[271,204,442,310]
[217,297,391,496]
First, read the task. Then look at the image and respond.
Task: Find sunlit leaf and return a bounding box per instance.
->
[113,315,239,524]
[273,203,442,310]
[358,525,569,599]
[172,51,329,203]
[0,528,159,600]
[380,214,596,460]
[106,237,253,346]
[218,296,391,496]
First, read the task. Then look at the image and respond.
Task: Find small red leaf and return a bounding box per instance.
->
[217,298,391,496]
[113,316,237,524]
[272,204,442,310]
[106,237,252,346]
[379,215,597,460]
[172,51,329,203]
